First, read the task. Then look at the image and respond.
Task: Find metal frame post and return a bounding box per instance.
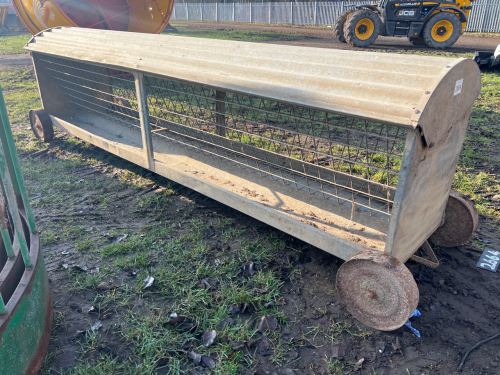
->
[134,73,155,171]
[250,2,252,23]
[0,205,14,258]
[0,83,34,267]
[0,94,37,234]
[186,3,189,21]
[290,2,293,24]
[200,2,203,21]
[215,90,226,137]
[0,293,6,315]
[0,138,31,267]
[216,2,218,22]
[482,1,492,32]
[314,1,317,26]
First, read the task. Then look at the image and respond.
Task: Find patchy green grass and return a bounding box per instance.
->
[452,69,500,223]
[1,31,500,374]
[0,69,40,124]
[163,26,305,42]
[0,33,32,55]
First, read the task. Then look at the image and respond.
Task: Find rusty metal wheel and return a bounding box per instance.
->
[429,189,479,248]
[336,250,419,331]
[29,109,54,142]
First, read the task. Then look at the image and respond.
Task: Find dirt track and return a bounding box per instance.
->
[173,20,500,54]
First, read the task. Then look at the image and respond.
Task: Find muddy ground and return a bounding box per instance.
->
[171,21,500,54]
[1,24,500,375]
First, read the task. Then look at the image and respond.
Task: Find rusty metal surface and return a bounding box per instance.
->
[29,109,54,142]
[410,240,439,268]
[336,249,419,331]
[24,27,465,130]
[429,189,479,248]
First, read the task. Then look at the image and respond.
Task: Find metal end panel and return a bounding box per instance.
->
[24,27,469,132]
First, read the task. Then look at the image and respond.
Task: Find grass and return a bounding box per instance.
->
[163,25,305,42]
[0,33,32,55]
[0,69,40,124]
[0,30,499,374]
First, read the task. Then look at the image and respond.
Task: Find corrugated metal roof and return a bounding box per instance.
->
[24,27,465,129]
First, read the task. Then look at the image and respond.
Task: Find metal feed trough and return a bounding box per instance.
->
[26,27,481,331]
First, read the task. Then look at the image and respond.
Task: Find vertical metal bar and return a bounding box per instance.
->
[0,84,37,234]
[186,3,189,21]
[383,131,417,255]
[314,1,317,26]
[269,2,271,24]
[482,1,491,32]
[0,140,31,267]
[0,84,32,267]
[1,230,13,258]
[0,293,6,315]
[0,198,13,258]
[341,1,344,14]
[250,2,252,23]
[233,2,235,22]
[134,73,155,171]
[290,1,293,24]
[215,91,226,137]
[200,2,203,21]
[490,1,500,32]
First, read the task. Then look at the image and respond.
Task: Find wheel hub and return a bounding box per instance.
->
[360,281,389,307]
[436,26,447,36]
[431,20,454,42]
[336,250,419,331]
[358,24,368,34]
[429,190,479,247]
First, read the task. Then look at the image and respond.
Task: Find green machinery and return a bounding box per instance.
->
[0,83,52,374]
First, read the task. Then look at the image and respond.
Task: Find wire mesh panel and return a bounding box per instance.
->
[316,2,336,26]
[271,3,292,24]
[201,4,216,22]
[143,76,406,221]
[35,56,408,222]
[173,4,187,20]
[186,3,202,21]
[217,3,234,22]
[251,3,270,24]
[37,55,139,129]
[466,0,500,32]
[293,2,315,26]
[234,3,250,23]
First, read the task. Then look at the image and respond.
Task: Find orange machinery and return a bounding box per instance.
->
[12,0,175,35]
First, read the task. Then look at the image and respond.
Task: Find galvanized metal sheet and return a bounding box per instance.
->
[24,27,466,130]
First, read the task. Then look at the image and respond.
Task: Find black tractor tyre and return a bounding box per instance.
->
[409,37,428,46]
[333,10,352,43]
[422,11,462,49]
[344,10,381,48]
